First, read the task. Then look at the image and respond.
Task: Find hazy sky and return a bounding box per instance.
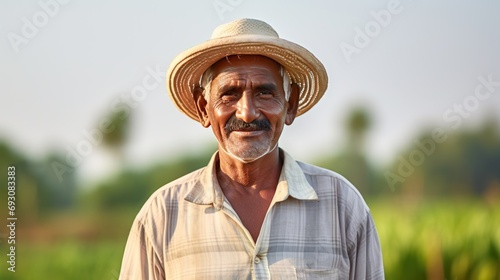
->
[1,0,499,182]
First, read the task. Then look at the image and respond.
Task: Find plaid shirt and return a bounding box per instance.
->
[119,150,384,279]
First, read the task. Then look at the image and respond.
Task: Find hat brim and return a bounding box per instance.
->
[167,34,328,121]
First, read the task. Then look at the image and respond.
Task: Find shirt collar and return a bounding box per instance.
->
[276,149,319,201]
[184,149,318,209]
[184,152,225,209]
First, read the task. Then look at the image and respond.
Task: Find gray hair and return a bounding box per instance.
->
[200,65,292,100]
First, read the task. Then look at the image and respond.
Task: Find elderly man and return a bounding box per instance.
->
[120,18,384,279]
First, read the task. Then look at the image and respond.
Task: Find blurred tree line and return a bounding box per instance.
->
[81,148,215,212]
[386,118,500,199]
[313,107,500,200]
[0,142,77,220]
[1,107,499,215]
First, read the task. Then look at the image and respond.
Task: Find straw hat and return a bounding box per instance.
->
[166,18,328,121]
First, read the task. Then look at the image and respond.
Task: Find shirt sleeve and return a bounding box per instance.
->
[119,218,165,280]
[349,211,385,280]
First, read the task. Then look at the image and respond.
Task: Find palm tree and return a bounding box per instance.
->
[101,106,131,163]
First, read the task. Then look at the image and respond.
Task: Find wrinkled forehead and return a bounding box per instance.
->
[211,55,282,77]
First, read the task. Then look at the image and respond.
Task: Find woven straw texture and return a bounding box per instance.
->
[167,18,328,121]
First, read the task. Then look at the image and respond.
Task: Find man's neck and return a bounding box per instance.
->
[216,147,283,192]
[216,148,283,242]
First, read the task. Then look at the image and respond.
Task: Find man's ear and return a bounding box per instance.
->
[193,87,211,128]
[285,83,300,125]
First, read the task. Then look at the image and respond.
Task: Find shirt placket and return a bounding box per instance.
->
[220,200,271,279]
[220,186,288,280]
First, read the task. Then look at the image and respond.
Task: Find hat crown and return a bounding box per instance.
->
[211,18,279,39]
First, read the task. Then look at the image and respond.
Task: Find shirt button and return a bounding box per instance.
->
[254,257,261,264]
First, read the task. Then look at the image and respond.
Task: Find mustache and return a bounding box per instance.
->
[224,116,271,135]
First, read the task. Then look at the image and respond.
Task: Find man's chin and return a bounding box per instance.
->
[222,143,278,163]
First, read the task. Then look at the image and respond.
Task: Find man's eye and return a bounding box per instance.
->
[257,91,273,97]
[220,91,238,101]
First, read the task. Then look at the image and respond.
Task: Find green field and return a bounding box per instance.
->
[372,199,500,280]
[1,199,499,280]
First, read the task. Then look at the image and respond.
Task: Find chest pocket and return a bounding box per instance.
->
[269,258,340,280]
[296,268,339,279]
[266,198,348,278]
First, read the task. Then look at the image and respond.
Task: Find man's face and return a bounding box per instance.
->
[199,55,297,163]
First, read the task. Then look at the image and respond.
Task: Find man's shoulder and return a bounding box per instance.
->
[134,166,206,220]
[158,167,206,192]
[295,160,370,212]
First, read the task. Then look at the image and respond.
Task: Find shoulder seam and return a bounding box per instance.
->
[297,161,371,212]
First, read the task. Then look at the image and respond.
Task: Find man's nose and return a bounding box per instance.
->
[235,92,260,123]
